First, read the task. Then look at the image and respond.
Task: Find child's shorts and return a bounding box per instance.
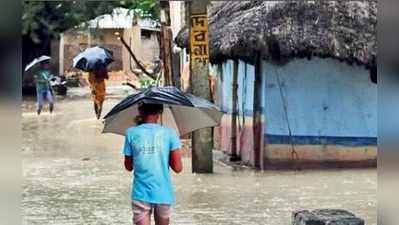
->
[132,200,171,223]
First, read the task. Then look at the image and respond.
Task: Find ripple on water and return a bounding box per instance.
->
[22,98,377,225]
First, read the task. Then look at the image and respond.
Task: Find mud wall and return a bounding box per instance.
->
[215,57,377,169]
[215,60,256,165]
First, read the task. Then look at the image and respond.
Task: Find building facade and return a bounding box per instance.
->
[57,8,160,82]
[216,58,377,169]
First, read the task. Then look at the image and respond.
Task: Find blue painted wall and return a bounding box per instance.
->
[263,58,377,138]
[218,60,255,116]
[216,57,377,146]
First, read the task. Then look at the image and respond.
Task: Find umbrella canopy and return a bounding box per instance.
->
[73,46,113,72]
[24,55,51,72]
[103,86,224,136]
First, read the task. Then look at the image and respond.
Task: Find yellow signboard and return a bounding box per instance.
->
[190,14,209,65]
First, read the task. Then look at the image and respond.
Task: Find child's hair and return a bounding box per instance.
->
[138,103,164,116]
[40,60,50,67]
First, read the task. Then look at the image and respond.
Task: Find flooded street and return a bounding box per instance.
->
[22,94,377,225]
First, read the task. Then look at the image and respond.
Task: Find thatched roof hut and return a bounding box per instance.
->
[175,1,377,70]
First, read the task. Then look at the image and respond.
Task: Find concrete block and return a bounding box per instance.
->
[292,209,364,225]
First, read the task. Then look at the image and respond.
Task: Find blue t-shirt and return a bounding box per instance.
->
[123,123,181,204]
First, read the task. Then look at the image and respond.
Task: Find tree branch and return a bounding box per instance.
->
[118,36,158,80]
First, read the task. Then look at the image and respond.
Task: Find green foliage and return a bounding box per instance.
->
[22,0,160,43]
[139,78,157,89]
[128,0,160,18]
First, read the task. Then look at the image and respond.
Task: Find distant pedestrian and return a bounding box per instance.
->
[88,66,108,119]
[122,103,183,225]
[34,61,54,115]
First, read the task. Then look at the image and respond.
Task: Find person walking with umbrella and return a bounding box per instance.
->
[122,102,183,225]
[88,65,108,119]
[25,56,55,115]
[35,60,55,115]
[73,46,113,119]
[102,86,224,225]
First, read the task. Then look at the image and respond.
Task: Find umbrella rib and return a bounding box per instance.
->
[165,105,183,134]
[169,105,219,136]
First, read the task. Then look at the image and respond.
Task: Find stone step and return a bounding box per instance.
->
[292,209,364,225]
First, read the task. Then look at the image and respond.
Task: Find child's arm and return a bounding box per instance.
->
[169,149,183,173]
[124,156,133,172]
[123,131,133,172]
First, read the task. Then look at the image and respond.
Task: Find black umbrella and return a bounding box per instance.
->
[103,86,224,136]
[73,46,113,72]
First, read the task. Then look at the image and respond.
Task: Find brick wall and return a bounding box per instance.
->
[63,29,124,75]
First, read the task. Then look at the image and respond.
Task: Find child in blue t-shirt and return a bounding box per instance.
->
[123,103,183,225]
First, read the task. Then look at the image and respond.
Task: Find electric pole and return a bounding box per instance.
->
[188,0,213,173]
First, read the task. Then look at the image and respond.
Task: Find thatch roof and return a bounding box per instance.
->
[175,1,377,69]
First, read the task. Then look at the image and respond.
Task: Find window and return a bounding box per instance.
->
[141,30,152,40]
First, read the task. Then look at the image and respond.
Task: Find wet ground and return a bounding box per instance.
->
[22,92,377,225]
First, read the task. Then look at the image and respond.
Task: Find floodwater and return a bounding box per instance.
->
[22,94,377,225]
